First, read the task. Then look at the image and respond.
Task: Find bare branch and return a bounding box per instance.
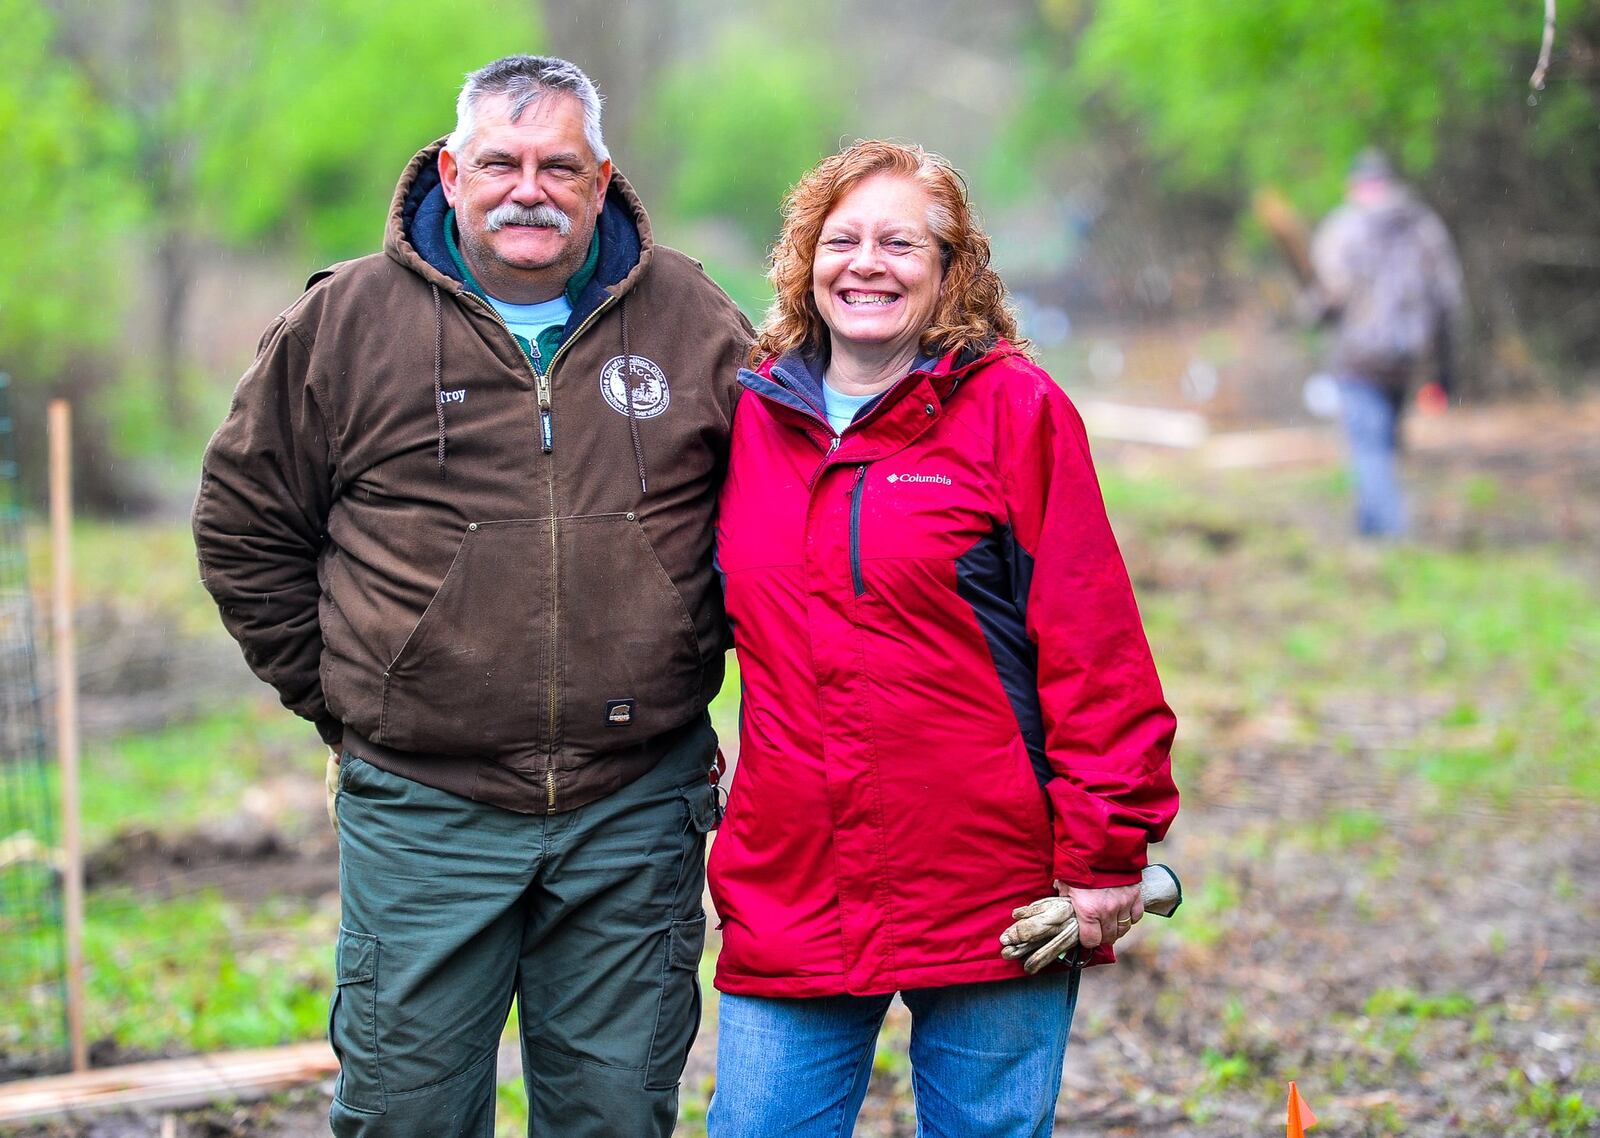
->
[1530,0,1557,90]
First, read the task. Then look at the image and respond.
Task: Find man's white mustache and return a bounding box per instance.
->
[485,203,573,236]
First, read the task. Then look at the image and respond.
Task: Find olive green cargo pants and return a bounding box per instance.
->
[328,717,720,1137]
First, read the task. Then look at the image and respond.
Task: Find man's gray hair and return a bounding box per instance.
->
[446,55,608,164]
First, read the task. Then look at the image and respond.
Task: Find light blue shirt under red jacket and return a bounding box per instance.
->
[709,341,1178,999]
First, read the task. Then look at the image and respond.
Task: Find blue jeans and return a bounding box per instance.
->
[708,971,1080,1138]
[1338,378,1407,537]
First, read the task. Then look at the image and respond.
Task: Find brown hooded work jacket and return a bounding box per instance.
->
[194,140,751,813]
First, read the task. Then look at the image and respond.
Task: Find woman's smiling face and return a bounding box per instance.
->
[812,174,945,361]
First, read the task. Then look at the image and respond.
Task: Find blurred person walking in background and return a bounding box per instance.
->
[706,141,1178,1138]
[193,54,749,1138]
[1312,148,1465,538]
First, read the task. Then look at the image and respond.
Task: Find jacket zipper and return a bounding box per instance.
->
[540,295,615,810]
[465,294,556,452]
[811,432,842,486]
[850,464,867,597]
[546,472,559,811]
[463,289,619,812]
[546,295,617,381]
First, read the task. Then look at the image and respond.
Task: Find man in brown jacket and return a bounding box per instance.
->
[194,56,750,1137]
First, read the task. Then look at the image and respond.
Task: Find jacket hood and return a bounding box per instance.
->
[377,139,655,481]
[382,138,651,315]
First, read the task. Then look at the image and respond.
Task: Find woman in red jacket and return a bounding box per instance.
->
[707,141,1178,1138]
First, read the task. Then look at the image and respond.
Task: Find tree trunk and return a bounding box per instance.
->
[154,227,192,430]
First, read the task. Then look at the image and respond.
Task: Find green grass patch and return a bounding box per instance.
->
[1304,807,1388,853]
[495,1078,529,1138]
[1104,466,1600,805]
[3,888,332,1057]
[1364,986,1475,1021]
[1150,874,1239,949]
[1198,1046,1256,1092]
[1506,1071,1597,1137]
[62,699,320,846]
[26,519,223,635]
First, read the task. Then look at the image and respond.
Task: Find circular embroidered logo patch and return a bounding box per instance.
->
[600,355,671,419]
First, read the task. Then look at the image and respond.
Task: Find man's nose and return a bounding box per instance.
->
[509,164,547,204]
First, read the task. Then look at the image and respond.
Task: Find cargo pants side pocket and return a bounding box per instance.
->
[643,779,718,1090]
[329,926,384,1114]
[643,913,708,1091]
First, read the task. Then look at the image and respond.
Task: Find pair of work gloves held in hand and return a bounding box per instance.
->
[999,866,1183,973]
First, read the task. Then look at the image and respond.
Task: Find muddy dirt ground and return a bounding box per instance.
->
[8,401,1599,1137]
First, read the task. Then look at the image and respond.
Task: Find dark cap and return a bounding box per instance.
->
[1348,147,1395,184]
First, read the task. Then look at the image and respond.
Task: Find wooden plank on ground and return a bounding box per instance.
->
[1201,398,1600,470]
[0,1042,337,1124]
[1080,401,1209,449]
[1202,427,1340,469]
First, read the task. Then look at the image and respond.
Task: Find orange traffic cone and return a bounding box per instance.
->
[1286,1081,1318,1137]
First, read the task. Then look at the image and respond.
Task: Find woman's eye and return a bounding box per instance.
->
[822,237,855,250]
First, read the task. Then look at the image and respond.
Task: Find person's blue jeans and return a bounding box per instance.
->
[708,971,1081,1138]
[1338,377,1407,537]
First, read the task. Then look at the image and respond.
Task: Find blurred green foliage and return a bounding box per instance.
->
[1080,1,1516,195]
[0,0,538,418]
[1011,0,1548,202]
[1057,0,1593,209]
[642,27,847,248]
[4,0,1598,498]
[193,0,540,259]
[0,0,139,368]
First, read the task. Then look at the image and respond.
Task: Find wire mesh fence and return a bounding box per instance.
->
[0,373,70,1076]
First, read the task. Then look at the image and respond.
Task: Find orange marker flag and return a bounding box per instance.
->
[1286,1081,1319,1137]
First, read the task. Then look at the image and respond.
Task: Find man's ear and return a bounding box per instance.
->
[594,159,613,210]
[439,148,461,208]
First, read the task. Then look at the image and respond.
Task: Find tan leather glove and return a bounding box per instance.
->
[999,865,1183,974]
[325,749,341,835]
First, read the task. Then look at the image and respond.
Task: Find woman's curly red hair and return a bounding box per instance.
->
[752,140,1030,365]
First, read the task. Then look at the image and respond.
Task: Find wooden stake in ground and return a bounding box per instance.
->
[48,399,87,1074]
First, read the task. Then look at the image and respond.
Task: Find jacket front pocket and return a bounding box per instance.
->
[379,520,550,754]
[329,927,384,1114]
[557,513,705,751]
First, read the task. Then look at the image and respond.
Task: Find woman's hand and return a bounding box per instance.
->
[1060,883,1144,950]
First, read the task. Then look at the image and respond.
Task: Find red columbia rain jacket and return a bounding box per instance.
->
[709,342,1178,998]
